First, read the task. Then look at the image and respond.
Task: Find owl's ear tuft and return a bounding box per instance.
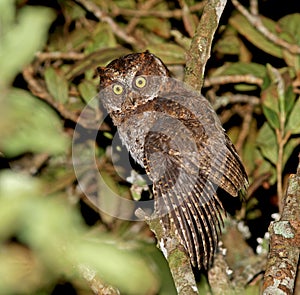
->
[97,67,105,76]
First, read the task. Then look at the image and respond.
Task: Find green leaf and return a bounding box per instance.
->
[140,17,171,39]
[286,98,300,134]
[212,62,266,78]
[244,284,262,295]
[215,33,241,55]
[0,172,39,241]
[97,171,132,224]
[75,240,159,295]
[78,80,98,106]
[282,48,300,71]
[45,67,69,103]
[234,84,258,91]
[0,170,159,295]
[278,13,300,70]
[256,122,278,165]
[0,0,14,35]
[262,105,280,129]
[253,149,277,185]
[113,0,135,9]
[147,43,186,64]
[85,23,117,54]
[261,82,279,115]
[0,89,68,157]
[278,13,300,45]
[50,27,90,52]
[0,6,55,85]
[284,86,296,116]
[229,14,282,58]
[65,47,131,81]
[241,120,258,175]
[283,137,300,167]
[261,65,288,127]
[58,0,87,21]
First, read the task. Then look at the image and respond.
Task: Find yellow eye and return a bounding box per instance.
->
[113,84,123,95]
[135,76,147,88]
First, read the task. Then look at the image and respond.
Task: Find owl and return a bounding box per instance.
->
[97,51,248,269]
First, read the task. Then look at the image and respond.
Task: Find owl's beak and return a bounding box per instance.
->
[127,93,137,106]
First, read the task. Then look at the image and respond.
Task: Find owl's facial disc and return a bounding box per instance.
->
[98,51,170,114]
[111,74,158,110]
[124,75,151,107]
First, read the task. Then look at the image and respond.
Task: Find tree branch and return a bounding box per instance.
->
[262,154,300,294]
[136,209,198,295]
[204,74,263,87]
[184,0,227,92]
[111,2,206,19]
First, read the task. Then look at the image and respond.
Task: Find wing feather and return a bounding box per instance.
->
[142,95,248,269]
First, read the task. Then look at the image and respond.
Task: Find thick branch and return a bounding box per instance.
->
[208,252,233,295]
[262,154,300,294]
[184,0,227,92]
[136,209,198,295]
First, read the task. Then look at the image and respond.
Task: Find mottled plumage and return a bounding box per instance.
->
[97,51,248,269]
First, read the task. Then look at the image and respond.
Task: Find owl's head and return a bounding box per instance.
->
[97,51,170,116]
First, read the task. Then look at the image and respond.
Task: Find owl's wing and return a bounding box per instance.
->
[143,131,223,269]
[142,96,247,269]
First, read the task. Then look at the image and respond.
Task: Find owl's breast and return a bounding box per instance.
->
[117,111,158,167]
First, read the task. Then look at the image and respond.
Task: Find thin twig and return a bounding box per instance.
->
[249,0,258,15]
[35,51,85,61]
[111,2,206,19]
[276,129,291,212]
[78,263,120,295]
[22,65,108,130]
[231,0,300,54]
[235,104,254,154]
[212,94,260,110]
[246,173,272,199]
[267,66,292,211]
[218,104,240,124]
[23,66,78,123]
[204,74,263,87]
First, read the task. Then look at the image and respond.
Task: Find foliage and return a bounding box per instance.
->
[0,0,299,294]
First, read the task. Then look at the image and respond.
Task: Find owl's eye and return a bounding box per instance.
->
[134,76,147,88]
[113,84,124,95]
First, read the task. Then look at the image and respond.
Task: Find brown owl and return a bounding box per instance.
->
[97,51,248,269]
